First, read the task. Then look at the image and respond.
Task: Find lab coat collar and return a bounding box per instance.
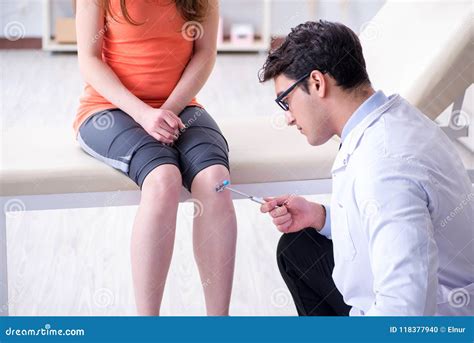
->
[341,90,388,143]
[332,94,401,173]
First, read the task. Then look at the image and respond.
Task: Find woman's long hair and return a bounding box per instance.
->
[100,0,209,25]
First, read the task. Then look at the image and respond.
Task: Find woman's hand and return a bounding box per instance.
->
[260,195,326,233]
[137,108,186,144]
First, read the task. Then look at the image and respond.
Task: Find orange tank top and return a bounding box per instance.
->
[72,0,201,138]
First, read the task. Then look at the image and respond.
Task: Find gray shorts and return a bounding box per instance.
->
[77,106,230,192]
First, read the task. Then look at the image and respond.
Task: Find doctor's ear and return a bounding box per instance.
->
[309,70,326,96]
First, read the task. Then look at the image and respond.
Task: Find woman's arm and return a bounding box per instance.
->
[160,0,219,115]
[76,0,183,143]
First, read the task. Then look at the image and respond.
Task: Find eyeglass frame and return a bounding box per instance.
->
[274,72,312,111]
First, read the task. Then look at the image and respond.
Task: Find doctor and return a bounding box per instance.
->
[259,20,473,316]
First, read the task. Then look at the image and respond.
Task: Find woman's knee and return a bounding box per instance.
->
[190,164,230,195]
[141,164,182,199]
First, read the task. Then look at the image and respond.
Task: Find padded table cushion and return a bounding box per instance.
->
[0,118,340,196]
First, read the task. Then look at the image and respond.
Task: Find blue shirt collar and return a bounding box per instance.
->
[341,90,388,143]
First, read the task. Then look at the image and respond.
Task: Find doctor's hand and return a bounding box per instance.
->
[260,195,326,233]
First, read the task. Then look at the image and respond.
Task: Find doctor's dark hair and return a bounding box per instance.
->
[259,20,370,92]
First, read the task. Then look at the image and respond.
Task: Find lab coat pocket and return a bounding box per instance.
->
[333,203,357,261]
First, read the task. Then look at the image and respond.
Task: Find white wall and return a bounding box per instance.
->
[0,0,385,38]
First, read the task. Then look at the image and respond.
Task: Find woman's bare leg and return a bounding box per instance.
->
[131,164,182,316]
[190,165,237,316]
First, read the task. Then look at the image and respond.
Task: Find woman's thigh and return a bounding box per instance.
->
[175,106,230,192]
[77,109,180,189]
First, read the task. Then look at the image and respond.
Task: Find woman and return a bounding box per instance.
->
[73,0,237,316]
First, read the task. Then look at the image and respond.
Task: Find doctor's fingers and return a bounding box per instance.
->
[277,219,293,233]
[270,205,288,218]
[260,200,278,213]
[264,195,291,205]
[273,213,291,226]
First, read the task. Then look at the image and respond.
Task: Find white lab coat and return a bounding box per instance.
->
[326,94,473,315]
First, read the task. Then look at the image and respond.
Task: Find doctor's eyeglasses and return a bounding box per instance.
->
[275,72,311,111]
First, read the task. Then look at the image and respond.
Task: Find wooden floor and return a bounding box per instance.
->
[2,50,332,316]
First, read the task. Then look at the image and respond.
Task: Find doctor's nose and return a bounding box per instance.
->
[285,111,296,126]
